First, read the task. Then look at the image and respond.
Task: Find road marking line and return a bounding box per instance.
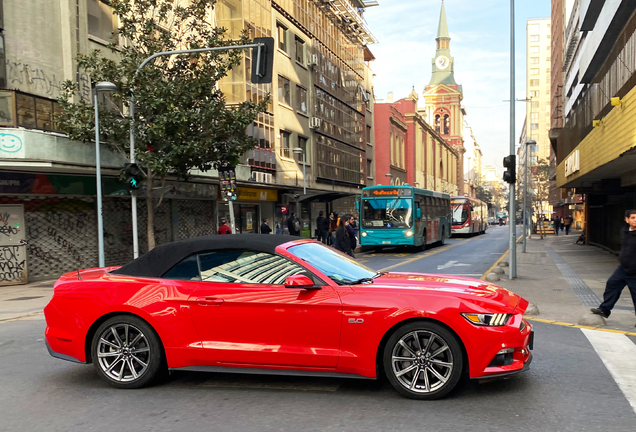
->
[526,317,636,336]
[582,328,636,413]
[379,239,471,272]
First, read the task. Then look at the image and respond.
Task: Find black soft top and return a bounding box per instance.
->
[110,234,302,278]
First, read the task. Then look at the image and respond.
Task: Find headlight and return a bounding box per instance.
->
[362,232,367,237]
[461,313,512,326]
[406,231,413,237]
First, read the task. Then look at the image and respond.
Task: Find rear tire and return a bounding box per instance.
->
[383,321,463,400]
[438,230,446,246]
[91,315,166,389]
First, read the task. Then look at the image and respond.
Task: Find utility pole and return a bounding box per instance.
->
[508,0,517,278]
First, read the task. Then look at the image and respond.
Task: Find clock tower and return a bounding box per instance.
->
[423,0,465,194]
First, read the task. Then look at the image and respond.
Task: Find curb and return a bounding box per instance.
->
[526,317,636,336]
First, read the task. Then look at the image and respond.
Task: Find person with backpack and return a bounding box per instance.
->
[287,212,301,236]
[335,216,352,257]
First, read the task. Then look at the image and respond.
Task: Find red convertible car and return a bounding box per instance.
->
[45,235,533,400]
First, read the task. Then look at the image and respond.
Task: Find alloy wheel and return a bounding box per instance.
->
[96,323,151,383]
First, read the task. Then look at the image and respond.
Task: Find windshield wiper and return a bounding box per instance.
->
[372,271,388,279]
[351,272,388,285]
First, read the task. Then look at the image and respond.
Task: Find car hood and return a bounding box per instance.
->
[368,272,525,313]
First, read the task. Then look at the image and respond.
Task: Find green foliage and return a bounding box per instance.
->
[57,0,269,180]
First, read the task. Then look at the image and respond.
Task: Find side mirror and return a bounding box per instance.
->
[284,275,319,290]
[416,208,421,219]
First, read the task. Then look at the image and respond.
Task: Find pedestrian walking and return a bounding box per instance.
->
[591,210,636,322]
[218,219,232,235]
[260,218,272,234]
[287,212,301,236]
[564,215,572,235]
[328,211,338,246]
[345,214,357,258]
[316,211,329,244]
[552,215,559,236]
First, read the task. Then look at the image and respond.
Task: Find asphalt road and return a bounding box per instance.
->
[2,227,636,431]
[359,224,514,277]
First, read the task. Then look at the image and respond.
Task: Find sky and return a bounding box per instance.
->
[363,0,552,175]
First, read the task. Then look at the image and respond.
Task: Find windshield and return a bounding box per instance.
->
[451,200,469,225]
[362,198,413,228]
[287,242,376,285]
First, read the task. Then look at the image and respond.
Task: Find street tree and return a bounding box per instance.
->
[475,177,493,205]
[57,0,268,251]
[531,158,550,239]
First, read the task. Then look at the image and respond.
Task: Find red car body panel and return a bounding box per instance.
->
[44,240,532,380]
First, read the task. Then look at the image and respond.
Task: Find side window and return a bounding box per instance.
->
[198,250,306,285]
[163,255,200,281]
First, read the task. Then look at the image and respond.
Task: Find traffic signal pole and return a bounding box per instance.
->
[509,0,517,279]
[128,40,272,254]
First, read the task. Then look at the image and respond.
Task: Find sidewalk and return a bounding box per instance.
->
[494,230,636,331]
[0,279,55,322]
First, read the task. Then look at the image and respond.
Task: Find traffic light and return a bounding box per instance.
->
[503,155,516,184]
[124,163,142,190]
[250,37,275,84]
[219,166,237,201]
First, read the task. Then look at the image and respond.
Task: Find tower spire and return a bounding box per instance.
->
[427,0,457,87]
[437,1,449,39]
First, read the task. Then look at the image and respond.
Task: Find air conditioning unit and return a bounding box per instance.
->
[308,53,318,66]
[263,173,273,184]
[310,117,322,129]
[253,172,264,183]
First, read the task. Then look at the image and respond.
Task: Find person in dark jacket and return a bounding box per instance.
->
[345,214,357,258]
[316,211,329,243]
[260,219,272,234]
[287,212,301,236]
[334,216,352,257]
[328,212,338,246]
[591,209,636,320]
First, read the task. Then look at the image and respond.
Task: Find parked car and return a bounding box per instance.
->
[45,235,533,400]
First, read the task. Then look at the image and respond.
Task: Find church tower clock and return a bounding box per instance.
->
[423,1,465,195]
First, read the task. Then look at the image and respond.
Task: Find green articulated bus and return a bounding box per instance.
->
[359,185,451,250]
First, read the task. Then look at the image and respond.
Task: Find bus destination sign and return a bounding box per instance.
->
[363,188,413,197]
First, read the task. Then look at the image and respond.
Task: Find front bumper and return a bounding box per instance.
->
[466,316,534,379]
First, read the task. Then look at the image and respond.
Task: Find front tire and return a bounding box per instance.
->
[91,315,166,389]
[383,322,463,400]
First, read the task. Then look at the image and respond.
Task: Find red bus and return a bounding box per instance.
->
[451,196,488,235]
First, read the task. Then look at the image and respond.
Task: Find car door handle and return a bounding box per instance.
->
[195,297,224,306]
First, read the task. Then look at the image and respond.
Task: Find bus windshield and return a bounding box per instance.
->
[451,200,469,225]
[362,198,413,228]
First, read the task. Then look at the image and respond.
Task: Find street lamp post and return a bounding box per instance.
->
[93,81,118,267]
[128,43,264,257]
[385,173,393,185]
[523,139,536,253]
[508,0,517,279]
[292,147,306,195]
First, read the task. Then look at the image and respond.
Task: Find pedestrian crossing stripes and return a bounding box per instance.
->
[582,328,636,414]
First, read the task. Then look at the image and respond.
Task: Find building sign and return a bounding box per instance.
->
[363,188,413,197]
[564,150,580,177]
[235,187,278,202]
[279,206,288,214]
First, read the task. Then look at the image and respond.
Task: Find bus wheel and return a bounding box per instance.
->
[439,231,446,246]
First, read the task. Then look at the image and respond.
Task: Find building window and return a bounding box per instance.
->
[277,22,288,53]
[367,159,373,178]
[366,125,372,144]
[296,85,307,114]
[546,57,551,62]
[87,0,118,43]
[530,35,539,42]
[443,114,450,135]
[530,123,539,130]
[434,114,441,134]
[296,136,308,162]
[531,57,539,64]
[280,130,291,158]
[531,112,539,119]
[546,89,551,96]
[295,37,305,64]
[530,46,539,53]
[530,79,540,87]
[278,75,291,106]
[529,24,540,33]
[532,101,540,109]
[530,90,540,98]
[530,68,539,76]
